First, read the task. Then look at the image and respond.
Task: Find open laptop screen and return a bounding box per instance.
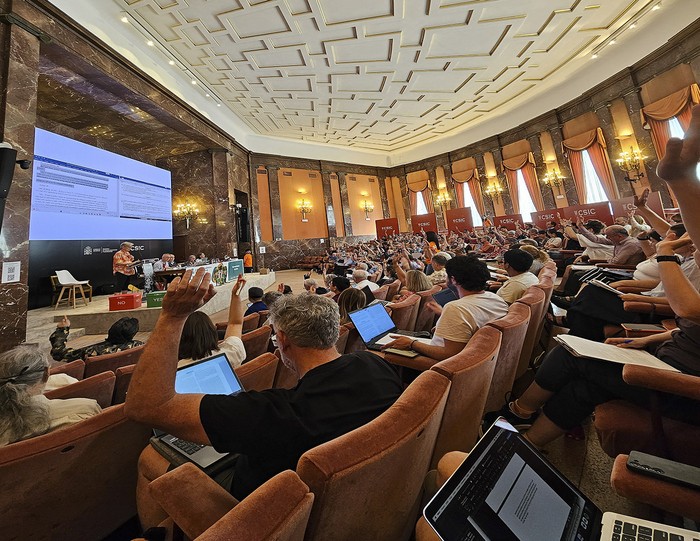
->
[348,303,395,343]
[424,420,596,541]
[175,353,243,395]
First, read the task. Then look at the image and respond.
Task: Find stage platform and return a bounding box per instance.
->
[26,271,276,343]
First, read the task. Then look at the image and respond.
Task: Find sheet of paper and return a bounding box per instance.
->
[1,261,20,283]
[555,335,679,371]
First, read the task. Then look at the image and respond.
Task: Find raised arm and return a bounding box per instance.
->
[632,188,670,234]
[124,268,216,443]
[224,274,246,340]
[654,233,700,322]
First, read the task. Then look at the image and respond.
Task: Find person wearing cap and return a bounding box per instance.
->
[113,241,137,292]
[244,286,267,316]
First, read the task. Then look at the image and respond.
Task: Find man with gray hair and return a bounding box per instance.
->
[576,219,645,267]
[352,268,379,291]
[125,268,401,499]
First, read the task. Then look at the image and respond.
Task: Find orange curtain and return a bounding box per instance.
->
[567,150,586,204]
[587,137,618,200]
[647,117,674,160]
[504,169,519,214]
[467,178,485,217]
[641,84,700,159]
[452,169,476,209]
[563,128,617,201]
[677,103,694,131]
[422,189,435,213]
[455,182,465,207]
[521,162,545,211]
[410,191,418,215]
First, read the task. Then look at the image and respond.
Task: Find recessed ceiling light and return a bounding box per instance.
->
[205,93,210,97]
[630,23,637,28]
[592,53,598,59]
[610,40,616,45]
[120,16,129,23]
[217,103,222,107]
[146,40,154,47]
[191,80,197,85]
[168,60,175,66]
[652,4,660,10]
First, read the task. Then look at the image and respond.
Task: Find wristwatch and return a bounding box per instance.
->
[656,255,681,264]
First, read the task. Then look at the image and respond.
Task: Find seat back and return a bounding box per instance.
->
[273,349,299,390]
[49,359,85,380]
[55,269,75,285]
[297,370,450,541]
[235,352,278,391]
[389,294,421,331]
[83,344,145,378]
[150,464,314,541]
[242,312,260,333]
[242,325,273,363]
[342,322,366,354]
[113,364,136,405]
[335,325,350,355]
[385,279,402,301]
[513,286,547,379]
[0,405,151,541]
[429,326,501,468]
[373,285,390,301]
[414,286,442,332]
[484,303,531,412]
[257,310,270,327]
[44,371,116,408]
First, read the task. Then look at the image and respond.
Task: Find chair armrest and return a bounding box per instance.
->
[615,286,649,294]
[622,365,700,401]
[44,371,115,408]
[49,359,85,380]
[383,352,439,372]
[595,263,637,270]
[148,463,238,540]
[623,301,676,317]
[661,319,677,331]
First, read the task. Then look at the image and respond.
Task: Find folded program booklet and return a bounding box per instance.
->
[554,334,679,372]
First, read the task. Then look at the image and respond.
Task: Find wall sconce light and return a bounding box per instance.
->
[483,181,505,203]
[541,170,565,194]
[297,199,312,222]
[361,199,374,220]
[173,200,200,229]
[434,192,451,210]
[616,146,647,183]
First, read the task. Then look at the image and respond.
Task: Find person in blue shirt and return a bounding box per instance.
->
[244,286,267,316]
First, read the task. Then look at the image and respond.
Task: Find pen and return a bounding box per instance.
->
[622,340,633,344]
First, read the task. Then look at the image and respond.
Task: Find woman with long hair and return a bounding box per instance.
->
[337,288,368,325]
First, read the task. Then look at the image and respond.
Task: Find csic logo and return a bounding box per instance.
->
[453,217,467,223]
[83,246,93,256]
[381,226,394,231]
[623,203,636,211]
[418,221,430,227]
[574,209,597,217]
[502,218,515,224]
[132,245,146,251]
[539,213,556,221]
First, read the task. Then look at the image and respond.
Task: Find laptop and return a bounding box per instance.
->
[433,288,458,307]
[362,285,391,307]
[348,302,431,354]
[424,419,700,541]
[157,352,245,469]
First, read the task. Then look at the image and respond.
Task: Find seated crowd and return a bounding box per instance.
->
[1,105,700,538]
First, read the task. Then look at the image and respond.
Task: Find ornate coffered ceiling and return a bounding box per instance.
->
[45,0,700,166]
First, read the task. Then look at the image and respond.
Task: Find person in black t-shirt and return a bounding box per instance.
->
[124,268,402,499]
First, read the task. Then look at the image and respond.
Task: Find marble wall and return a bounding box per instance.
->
[257,238,327,271]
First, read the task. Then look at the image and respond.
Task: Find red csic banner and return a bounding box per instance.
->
[411,213,438,234]
[375,217,399,238]
[445,207,474,233]
[610,191,664,219]
[560,202,613,225]
[493,214,522,230]
[530,210,559,229]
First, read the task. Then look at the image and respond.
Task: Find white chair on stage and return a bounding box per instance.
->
[54,269,92,309]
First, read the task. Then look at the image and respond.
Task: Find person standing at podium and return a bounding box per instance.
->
[113,241,136,292]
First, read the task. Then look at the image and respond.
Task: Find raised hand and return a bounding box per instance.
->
[633,187,650,209]
[232,274,246,296]
[657,103,700,184]
[656,232,692,256]
[162,267,216,318]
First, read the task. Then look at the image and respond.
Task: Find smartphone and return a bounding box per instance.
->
[649,230,663,242]
[627,451,700,490]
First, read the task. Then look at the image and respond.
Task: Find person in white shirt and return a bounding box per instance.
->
[353,269,379,292]
[428,254,448,286]
[497,249,540,304]
[383,255,508,361]
[0,345,101,446]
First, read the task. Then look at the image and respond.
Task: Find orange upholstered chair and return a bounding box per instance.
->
[141,464,314,541]
[428,325,501,468]
[48,359,85,380]
[242,312,260,333]
[386,279,402,301]
[44,371,116,408]
[296,370,450,541]
[414,286,442,333]
[0,404,150,541]
[513,286,546,380]
[388,294,421,331]
[112,363,136,405]
[83,344,145,378]
[256,309,270,327]
[373,284,390,301]
[342,322,366,353]
[594,364,700,468]
[235,352,278,391]
[484,302,530,412]
[334,324,350,355]
[241,325,272,363]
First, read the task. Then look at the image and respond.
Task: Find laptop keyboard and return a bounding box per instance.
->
[169,438,205,455]
[612,519,700,541]
[457,435,517,515]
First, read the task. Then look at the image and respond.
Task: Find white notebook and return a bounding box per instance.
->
[554,334,679,372]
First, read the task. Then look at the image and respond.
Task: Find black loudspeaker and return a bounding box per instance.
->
[0,147,17,234]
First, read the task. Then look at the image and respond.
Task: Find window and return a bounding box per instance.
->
[669,117,700,178]
[581,150,608,204]
[415,190,428,215]
[516,170,537,224]
[461,183,483,227]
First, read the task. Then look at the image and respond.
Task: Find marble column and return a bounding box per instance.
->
[527,135,555,211]
[548,124,580,206]
[491,148,513,215]
[247,160,262,268]
[320,170,337,238]
[0,19,40,350]
[622,91,669,204]
[267,165,284,241]
[378,174,391,218]
[474,155,495,218]
[211,150,237,257]
[597,104,633,198]
[337,172,353,236]
[427,167,444,227]
[398,173,411,230]
[442,162,457,209]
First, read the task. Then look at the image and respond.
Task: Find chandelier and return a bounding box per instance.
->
[173,201,200,229]
[616,146,647,183]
